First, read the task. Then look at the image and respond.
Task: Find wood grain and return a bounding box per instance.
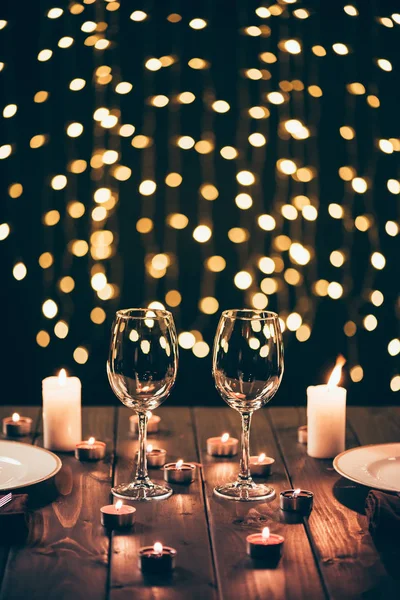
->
[0,406,40,588]
[0,407,115,600]
[109,406,217,600]
[194,407,325,600]
[269,407,397,599]
[348,406,400,444]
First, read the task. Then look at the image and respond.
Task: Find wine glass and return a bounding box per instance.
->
[212,309,284,501]
[107,308,178,501]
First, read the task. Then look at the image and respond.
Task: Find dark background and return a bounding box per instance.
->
[0,0,399,407]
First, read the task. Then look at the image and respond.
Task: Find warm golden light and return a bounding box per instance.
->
[221,433,230,443]
[12,413,20,423]
[327,355,346,389]
[58,369,67,386]
[258,453,266,463]
[115,500,123,511]
[261,527,270,541]
[176,459,184,470]
[88,437,95,446]
[153,542,163,555]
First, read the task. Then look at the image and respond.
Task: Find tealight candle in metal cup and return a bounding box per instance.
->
[280,488,314,514]
[100,500,136,529]
[139,542,177,575]
[246,527,284,565]
[135,444,167,468]
[297,425,308,444]
[130,412,160,434]
[249,453,275,477]
[2,413,33,437]
[206,433,239,457]
[163,460,196,484]
[75,437,106,461]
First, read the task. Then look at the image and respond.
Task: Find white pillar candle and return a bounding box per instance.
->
[307,356,347,459]
[42,369,82,452]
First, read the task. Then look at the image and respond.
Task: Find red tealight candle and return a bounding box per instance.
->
[100,500,136,529]
[139,542,177,575]
[2,413,33,437]
[246,527,284,565]
[249,453,275,477]
[75,437,106,461]
[207,433,239,456]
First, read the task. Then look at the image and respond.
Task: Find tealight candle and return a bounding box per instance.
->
[100,500,136,529]
[307,356,347,459]
[246,527,284,565]
[207,433,239,457]
[280,488,314,514]
[2,413,33,437]
[164,459,196,484]
[130,412,160,434]
[139,542,177,576]
[249,453,275,477]
[75,437,106,461]
[135,444,167,468]
[42,368,82,452]
[298,425,308,444]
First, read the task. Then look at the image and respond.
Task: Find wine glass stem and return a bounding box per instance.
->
[238,411,253,484]
[135,412,149,482]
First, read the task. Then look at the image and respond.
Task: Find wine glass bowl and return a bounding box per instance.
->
[212,309,284,501]
[107,308,178,501]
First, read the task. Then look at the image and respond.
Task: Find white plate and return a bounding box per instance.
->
[333,443,400,493]
[0,441,62,491]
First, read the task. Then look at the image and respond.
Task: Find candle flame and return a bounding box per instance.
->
[258,453,266,463]
[88,437,95,445]
[327,355,346,390]
[153,542,163,555]
[262,527,270,541]
[176,459,184,469]
[146,444,153,453]
[58,368,67,386]
[147,411,153,419]
[115,500,123,511]
[221,433,230,443]
[12,413,20,423]
[293,488,301,498]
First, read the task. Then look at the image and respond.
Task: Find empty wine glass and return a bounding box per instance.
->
[212,309,284,501]
[107,308,178,501]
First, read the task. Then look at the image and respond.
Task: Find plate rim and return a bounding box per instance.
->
[333,442,400,493]
[0,440,62,491]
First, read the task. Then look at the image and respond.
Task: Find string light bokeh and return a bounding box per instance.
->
[0,0,399,404]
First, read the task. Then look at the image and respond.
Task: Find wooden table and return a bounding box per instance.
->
[0,406,398,600]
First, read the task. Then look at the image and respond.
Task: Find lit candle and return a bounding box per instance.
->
[246,527,284,565]
[307,356,347,458]
[130,411,160,434]
[249,453,275,477]
[75,437,106,461]
[42,369,82,452]
[163,459,196,484]
[206,433,239,457]
[2,413,33,437]
[298,425,308,444]
[280,488,314,514]
[139,542,177,576]
[100,500,136,529]
[135,444,167,468]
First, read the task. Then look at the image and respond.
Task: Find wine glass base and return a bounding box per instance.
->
[112,481,173,501]
[214,481,276,502]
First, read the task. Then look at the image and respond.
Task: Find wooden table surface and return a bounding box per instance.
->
[0,405,399,600]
